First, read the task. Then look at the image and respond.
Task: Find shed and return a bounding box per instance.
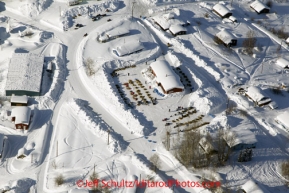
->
[229,16,237,23]
[276,58,289,69]
[5,53,44,96]
[276,111,289,130]
[11,95,28,106]
[212,4,232,18]
[169,24,187,36]
[150,60,184,94]
[11,106,31,130]
[99,28,130,43]
[250,0,270,14]
[225,128,257,150]
[216,29,237,47]
[113,40,144,57]
[245,86,271,106]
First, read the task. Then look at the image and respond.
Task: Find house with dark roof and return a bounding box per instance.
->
[216,29,237,47]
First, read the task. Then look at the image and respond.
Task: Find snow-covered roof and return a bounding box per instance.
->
[106,28,129,38]
[212,4,231,17]
[5,53,44,93]
[0,133,4,154]
[226,127,257,147]
[11,95,28,104]
[250,0,270,13]
[169,24,187,34]
[114,40,144,57]
[216,29,236,44]
[286,37,289,43]
[69,189,89,193]
[150,60,184,92]
[153,14,186,30]
[246,86,271,104]
[11,106,31,125]
[241,180,266,193]
[276,111,289,129]
[276,58,289,68]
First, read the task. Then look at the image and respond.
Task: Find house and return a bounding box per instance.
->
[113,40,144,57]
[240,180,269,193]
[276,58,289,69]
[276,111,289,130]
[212,4,232,18]
[153,12,186,31]
[224,128,257,150]
[250,0,270,14]
[150,60,184,94]
[11,106,31,130]
[98,28,130,43]
[169,24,187,36]
[245,86,271,106]
[216,29,237,47]
[5,53,44,96]
[11,95,28,106]
[0,133,6,158]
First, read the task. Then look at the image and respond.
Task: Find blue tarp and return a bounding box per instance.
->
[153,88,165,97]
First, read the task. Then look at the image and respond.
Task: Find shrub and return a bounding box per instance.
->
[55,174,64,186]
[243,30,257,55]
[281,160,289,179]
[271,87,282,95]
[204,12,209,18]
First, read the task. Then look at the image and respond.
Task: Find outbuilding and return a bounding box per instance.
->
[216,29,237,47]
[67,0,80,6]
[150,60,184,94]
[240,180,269,193]
[10,95,28,106]
[276,111,289,130]
[250,0,270,14]
[212,4,232,18]
[245,86,271,106]
[169,24,187,36]
[276,58,289,69]
[11,106,31,130]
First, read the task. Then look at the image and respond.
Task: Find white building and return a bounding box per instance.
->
[250,0,270,14]
[212,4,232,18]
[150,60,184,94]
[5,53,44,96]
[11,106,32,130]
[245,86,271,106]
[276,111,289,130]
[11,95,28,106]
[67,0,80,6]
[113,40,144,57]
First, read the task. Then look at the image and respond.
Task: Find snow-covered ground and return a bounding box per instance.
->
[1,0,289,192]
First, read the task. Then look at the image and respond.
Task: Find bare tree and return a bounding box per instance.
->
[85,57,95,76]
[55,174,64,186]
[149,154,161,172]
[243,30,257,56]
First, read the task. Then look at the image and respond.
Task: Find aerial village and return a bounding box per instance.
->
[0,0,289,192]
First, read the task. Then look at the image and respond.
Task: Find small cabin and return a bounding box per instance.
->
[212,4,232,18]
[169,24,187,36]
[216,29,237,47]
[11,106,31,130]
[250,0,270,14]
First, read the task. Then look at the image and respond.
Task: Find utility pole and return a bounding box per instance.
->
[131,0,136,19]
[166,131,170,150]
